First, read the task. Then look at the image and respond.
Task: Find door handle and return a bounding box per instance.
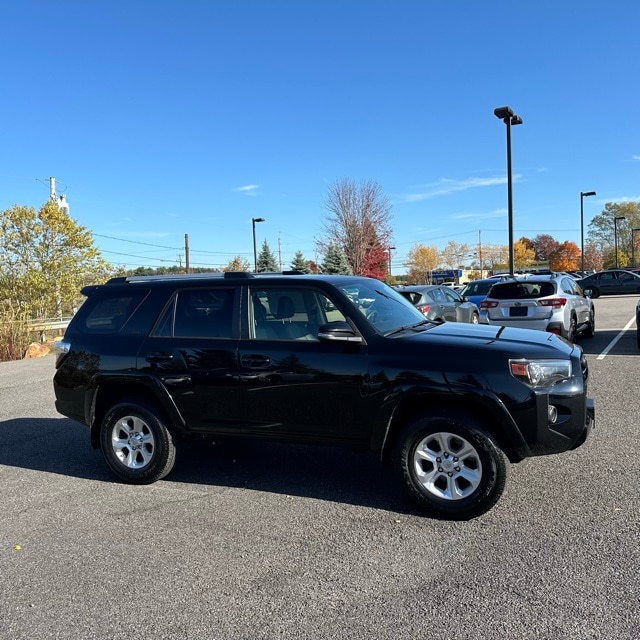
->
[241,354,271,369]
[146,352,175,363]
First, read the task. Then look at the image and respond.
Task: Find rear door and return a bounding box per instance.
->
[137,286,242,434]
[561,277,590,326]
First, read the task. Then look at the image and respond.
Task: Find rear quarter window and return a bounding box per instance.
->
[76,290,150,334]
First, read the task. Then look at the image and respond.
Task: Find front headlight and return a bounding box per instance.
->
[509,359,572,387]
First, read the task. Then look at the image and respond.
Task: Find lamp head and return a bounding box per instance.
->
[494,106,514,120]
[581,191,596,197]
[252,217,265,223]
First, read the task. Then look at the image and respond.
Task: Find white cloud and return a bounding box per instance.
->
[632,155,640,161]
[599,195,640,203]
[234,184,261,195]
[401,175,519,202]
[451,208,507,220]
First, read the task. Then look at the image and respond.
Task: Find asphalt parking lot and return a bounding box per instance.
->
[1,296,639,640]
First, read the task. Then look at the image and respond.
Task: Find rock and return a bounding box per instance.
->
[24,343,50,359]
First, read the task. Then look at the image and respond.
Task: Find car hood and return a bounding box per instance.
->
[398,321,575,358]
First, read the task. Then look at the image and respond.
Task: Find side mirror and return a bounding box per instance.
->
[318,321,363,344]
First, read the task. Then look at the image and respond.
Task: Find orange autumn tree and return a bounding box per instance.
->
[550,241,581,271]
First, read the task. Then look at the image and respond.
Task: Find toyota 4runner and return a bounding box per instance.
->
[54,272,594,520]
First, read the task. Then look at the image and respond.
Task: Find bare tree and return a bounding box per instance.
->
[321,178,393,276]
[440,241,470,270]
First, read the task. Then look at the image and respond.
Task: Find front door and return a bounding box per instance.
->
[238,285,371,446]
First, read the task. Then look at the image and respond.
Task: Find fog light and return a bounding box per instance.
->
[548,405,558,424]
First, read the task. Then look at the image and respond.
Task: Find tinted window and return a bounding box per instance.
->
[78,290,149,334]
[490,282,555,300]
[154,288,236,339]
[461,281,494,296]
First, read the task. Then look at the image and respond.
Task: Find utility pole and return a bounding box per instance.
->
[478,230,483,278]
[278,236,283,271]
[184,234,190,274]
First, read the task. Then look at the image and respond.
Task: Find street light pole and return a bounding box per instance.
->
[494,106,523,275]
[580,191,596,272]
[252,217,265,272]
[614,216,625,268]
[388,246,396,278]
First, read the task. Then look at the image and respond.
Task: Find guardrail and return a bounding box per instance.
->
[27,317,73,341]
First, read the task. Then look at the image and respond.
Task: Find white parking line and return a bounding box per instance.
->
[597,317,636,360]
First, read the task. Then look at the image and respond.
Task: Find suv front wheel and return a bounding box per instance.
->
[395,413,508,520]
[100,401,177,484]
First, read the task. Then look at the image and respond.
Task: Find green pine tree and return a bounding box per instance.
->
[290,250,310,273]
[321,244,352,275]
[256,239,279,272]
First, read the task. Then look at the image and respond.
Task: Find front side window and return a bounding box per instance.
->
[249,287,345,341]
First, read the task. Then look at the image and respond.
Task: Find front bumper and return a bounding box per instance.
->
[570,397,595,450]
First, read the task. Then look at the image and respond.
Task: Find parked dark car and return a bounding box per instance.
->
[576,269,640,298]
[54,272,594,520]
[396,285,479,323]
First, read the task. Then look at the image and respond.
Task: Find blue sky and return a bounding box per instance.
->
[1,1,639,273]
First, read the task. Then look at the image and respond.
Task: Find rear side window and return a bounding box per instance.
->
[490,282,555,300]
[77,290,149,334]
[153,288,237,339]
[463,281,493,296]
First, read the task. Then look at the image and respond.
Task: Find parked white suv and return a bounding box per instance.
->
[480,274,595,342]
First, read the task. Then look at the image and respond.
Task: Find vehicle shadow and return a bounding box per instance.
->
[577,328,638,356]
[0,417,422,517]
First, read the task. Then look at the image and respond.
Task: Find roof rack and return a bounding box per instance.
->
[105,270,307,285]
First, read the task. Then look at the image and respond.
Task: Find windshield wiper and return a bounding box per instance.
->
[383,319,431,337]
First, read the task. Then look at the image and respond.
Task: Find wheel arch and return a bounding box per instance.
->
[89,375,186,449]
[379,391,528,465]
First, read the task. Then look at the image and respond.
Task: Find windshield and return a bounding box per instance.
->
[338,280,427,334]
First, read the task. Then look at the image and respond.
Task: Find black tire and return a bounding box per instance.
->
[583,310,595,338]
[563,315,577,343]
[100,401,177,484]
[394,412,508,520]
[583,286,599,299]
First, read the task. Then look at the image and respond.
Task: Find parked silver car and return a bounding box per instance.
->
[397,285,479,323]
[480,274,594,342]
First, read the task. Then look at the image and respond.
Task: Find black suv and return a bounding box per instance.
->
[54,272,594,519]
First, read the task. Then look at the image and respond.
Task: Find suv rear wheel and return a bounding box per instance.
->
[563,315,577,342]
[583,309,595,338]
[100,401,177,484]
[395,412,508,520]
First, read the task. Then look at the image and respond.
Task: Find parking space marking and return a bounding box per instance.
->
[596,316,636,360]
